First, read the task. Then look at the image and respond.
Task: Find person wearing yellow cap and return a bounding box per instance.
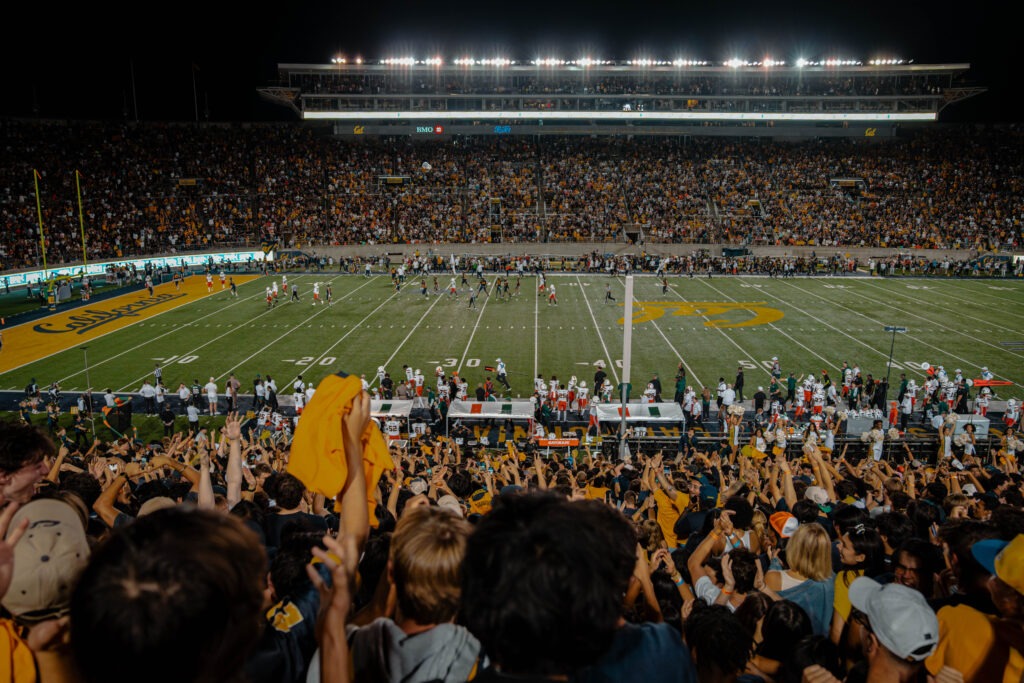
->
[926,534,1024,682]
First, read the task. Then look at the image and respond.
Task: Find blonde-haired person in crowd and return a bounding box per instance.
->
[767,523,836,636]
[306,504,481,683]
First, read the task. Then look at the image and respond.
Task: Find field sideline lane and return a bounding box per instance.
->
[0,275,257,374]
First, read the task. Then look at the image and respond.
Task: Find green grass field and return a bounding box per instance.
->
[2,273,1023,404]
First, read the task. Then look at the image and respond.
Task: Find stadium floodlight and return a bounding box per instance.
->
[725,58,744,68]
[331,56,346,65]
[425,57,443,66]
[796,57,808,68]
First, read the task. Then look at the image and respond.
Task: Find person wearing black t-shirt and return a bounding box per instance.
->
[263,473,327,549]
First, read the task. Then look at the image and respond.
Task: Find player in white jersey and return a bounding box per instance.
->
[802,376,815,406]
[555,386,569,421]
[975,387,990,416]
[1004,399,1020,429]
[547,284,557,305]
[534,374,547,396]
[414,369,425,396]
[943,381,957,408]
[812,384,825,415]
[219,270,226,289]
[206,273,214,292]
[405,365,415,383]
[312,282,321,304]
[576,381,590,416]
[281,274,289,294]
[682,386,696,413]
[793,392,806,421]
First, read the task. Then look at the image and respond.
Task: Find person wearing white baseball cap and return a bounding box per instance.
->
[801,577,951,683]
[851,577,938,664]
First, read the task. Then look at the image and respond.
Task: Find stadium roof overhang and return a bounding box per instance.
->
[303,110,936,123]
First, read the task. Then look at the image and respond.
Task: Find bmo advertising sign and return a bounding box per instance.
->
[414,125,444,134]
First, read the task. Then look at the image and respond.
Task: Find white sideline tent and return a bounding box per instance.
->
[371,400,413,438]
[445,400,534,437]
[595,402,686,424]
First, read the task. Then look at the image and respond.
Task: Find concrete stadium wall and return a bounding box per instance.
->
[296,242,984,262]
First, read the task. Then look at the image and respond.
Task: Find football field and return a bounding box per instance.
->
[1,273,1022,403]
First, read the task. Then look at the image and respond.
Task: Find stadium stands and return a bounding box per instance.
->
[0,121,1021,273]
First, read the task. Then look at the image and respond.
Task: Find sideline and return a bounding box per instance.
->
[0,276,256,375]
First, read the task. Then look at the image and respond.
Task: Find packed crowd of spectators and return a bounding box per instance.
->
[2,348,1023,682]
[291,71,950,98]
[1,121,1021,272]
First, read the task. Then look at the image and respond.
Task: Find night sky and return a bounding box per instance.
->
[1,0,1011,123]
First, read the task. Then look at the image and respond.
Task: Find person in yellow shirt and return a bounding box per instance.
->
[927,535,1024,683]
[646,453,690,550]
[586,473,611,503]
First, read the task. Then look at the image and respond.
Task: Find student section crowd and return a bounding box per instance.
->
[1,361,1024,682]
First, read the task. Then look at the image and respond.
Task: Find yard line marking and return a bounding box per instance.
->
[116,274,365,392]
[577,275,620,386]
[456,289,494,375]
[845,281,1024,362]
[782,280,1021,389]
[44,276,277,386]
[857,280,1024,335]
[695,277,837,370]
[750,279,929,379]
[933,280,1024,311]
[376,292,446,381]
[276,288,406,390]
